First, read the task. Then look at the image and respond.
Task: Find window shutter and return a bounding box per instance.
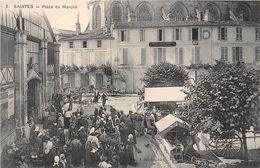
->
[225,28,227,40]
[239,47,243,61]
[127,30,129,42]
[163,29,165,41]
[180,28,182,40]
[163,48,166,62]
[192,47,195,64]
[200,28,203,40]
[256,47,258,61]
[118,30,121,42]
[196,47,200,63]
[119,48,123,64]
[225,48,228,61]
[188,28,191,41]
[172,29,175,41]
[179,48,183,64]
[218,27,221,40]
[154,48,158,64]
[221,47,224,60]
[232,47,236,62]
[175,48,179,64]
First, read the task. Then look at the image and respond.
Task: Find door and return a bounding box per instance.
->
[96,73,103,89]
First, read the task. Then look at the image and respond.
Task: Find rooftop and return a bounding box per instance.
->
[113,20,260,29]
[59,30,114,41]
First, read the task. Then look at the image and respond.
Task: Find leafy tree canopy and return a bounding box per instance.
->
[142,62,189,87]
[185,61,260,134]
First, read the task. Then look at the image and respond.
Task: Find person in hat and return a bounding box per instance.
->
[101,93,107,107]
[59,154,67,168]
[53,155,63,168]
[58,113,64,128]
[70,137,82,166]
[126,134,139,166]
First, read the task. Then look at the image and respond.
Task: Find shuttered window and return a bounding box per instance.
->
[179,48,184,64]
[140,29,145,42]
[140,48,146,65]
[218,27,227,40]
[192,47,200,64]
[221,47,228,61]
[236,27,242,41]
[123,48,128,65]
[232,47,243,62]
[255,47,260,61]
[158,29,164,41]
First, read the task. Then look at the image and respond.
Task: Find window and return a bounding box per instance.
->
[97,40,102,47]
[256,47,260,61]
[140,48,146,65]
[123,48,128,65]
[140,29,145,42]
[192,28,199,41]
[170,3,188,21]
[111,3,122,22]
[158,29,164,41]
[236,27,242,41]
[154,48,165,64]
[256,28,260,41]
[93,5,101,29]
[69,41,74,48]
[120,30,127,42]
[136,2,153,21]
[83,41,87,48]
[175,28,182,40]
[192,47,200,64]
[175,48,183,64]
[221,47,228,61]
[218,27,227,40]
[232,47,243,62]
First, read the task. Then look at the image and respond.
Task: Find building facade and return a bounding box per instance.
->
[0,7,60,152]
[59,0,260,93]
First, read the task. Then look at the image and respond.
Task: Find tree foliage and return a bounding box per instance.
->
[142,62,189,87]
[185,61,260,134]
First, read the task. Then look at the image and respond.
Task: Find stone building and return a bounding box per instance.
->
[0,7,60,152]
[59,0,260,93]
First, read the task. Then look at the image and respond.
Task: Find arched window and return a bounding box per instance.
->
[170,2,188,21]
[93,5,101,29]
[111,3,122,22]
[204,3,221,21]
[234,3,251,21]
[136,2,154,21]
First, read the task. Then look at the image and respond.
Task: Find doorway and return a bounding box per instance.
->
[27,79,41,123]
[96,73,103,89]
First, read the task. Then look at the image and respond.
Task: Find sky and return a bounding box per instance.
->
[1,0,90,31]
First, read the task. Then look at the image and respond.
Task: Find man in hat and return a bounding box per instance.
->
[71,137,82,166]
[57,113,64,128]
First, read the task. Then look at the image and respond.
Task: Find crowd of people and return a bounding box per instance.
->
[13,103,160,168]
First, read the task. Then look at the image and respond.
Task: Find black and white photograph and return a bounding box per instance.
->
[1,0,260,167]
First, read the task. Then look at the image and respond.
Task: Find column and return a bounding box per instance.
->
[39,40,47,117]
[54,42,61,93]
[14,31,27,127]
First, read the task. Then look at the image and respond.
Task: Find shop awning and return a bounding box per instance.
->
[155,114,190,135]
[144,87,186,102]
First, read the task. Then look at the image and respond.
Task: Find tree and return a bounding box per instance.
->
[185,61,260,161]
[142,62,189,87]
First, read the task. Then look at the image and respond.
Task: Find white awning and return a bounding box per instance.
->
[155,114,190,134]
[144,87,186,102]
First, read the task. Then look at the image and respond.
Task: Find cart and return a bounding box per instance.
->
[208,130,243,158]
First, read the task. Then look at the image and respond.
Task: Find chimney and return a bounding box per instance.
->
[76,13,81,35]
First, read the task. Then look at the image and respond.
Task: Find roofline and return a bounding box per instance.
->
[59,36,114,41]
[113,21,260,29]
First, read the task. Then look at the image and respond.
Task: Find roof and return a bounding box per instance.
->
[155,114,190,135]
[144,87,186,102]
[59,31,114,41]
[114,20,260,29]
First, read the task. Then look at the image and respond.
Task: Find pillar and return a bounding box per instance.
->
[54,42,61,93]
[14,31,28,126]
[39,40,47,117]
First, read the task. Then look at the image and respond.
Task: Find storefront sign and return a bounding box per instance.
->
[149,42,176,47]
